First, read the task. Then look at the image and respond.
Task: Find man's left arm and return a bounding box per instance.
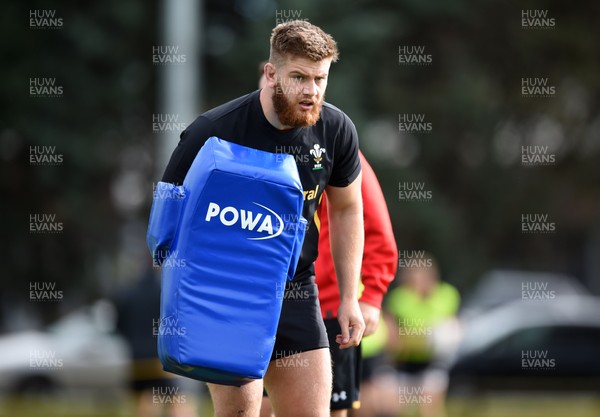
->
[326,173,365,349]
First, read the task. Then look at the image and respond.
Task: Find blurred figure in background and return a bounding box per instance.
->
[384,254,460,417]
[351,317,399,417]
[114,264,198,417]
[313,152,398,417]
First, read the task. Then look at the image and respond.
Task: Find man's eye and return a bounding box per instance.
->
[293,75,303,81]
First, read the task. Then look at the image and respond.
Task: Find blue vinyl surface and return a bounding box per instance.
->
[147,137,306,385]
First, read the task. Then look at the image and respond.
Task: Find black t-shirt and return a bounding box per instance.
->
[161,90,361,281]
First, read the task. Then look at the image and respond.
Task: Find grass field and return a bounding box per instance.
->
[1,393,599,417]
[447,394,600,417]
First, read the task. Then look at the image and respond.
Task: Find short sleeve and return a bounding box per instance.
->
[161,116,213,185]
[328,115,361,187]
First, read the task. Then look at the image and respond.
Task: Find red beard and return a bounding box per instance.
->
[272,81,323,128]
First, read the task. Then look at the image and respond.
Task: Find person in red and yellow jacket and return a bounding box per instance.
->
[315,151,397,416]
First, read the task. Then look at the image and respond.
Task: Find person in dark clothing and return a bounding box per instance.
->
[115,266,197,417]
[160,20,365,417]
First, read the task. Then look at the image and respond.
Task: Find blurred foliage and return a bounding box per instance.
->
[1,0,599,325]
[0,0,158,324]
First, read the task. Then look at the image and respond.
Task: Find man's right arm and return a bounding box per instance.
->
[161,116,212,184]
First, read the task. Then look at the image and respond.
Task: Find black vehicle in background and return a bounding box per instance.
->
[446,294,600,394]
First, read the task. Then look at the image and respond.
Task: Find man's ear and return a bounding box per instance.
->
[264,62,277,88]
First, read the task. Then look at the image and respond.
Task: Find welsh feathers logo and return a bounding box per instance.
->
[204,201,284,240]
[310,144,325,171]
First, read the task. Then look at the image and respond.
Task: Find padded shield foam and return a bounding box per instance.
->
[147,137,306,385]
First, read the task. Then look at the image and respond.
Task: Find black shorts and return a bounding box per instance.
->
[361,352,393,382]
[324,318,362,411]
[270,275,329,361]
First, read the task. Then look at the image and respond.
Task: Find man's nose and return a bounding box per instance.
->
[302,80,317,96]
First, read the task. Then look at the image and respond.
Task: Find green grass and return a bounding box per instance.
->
[0,395,215,417]
[447,394,600,417]
[0,398,130,417]
[1,393,599,417]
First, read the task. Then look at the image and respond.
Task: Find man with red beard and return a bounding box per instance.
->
[161,21,365,416]
[258,68,397,417]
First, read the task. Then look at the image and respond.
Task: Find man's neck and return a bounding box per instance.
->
[259,88,291,130]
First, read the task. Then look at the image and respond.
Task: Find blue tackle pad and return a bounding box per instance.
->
[146,137,306,386]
